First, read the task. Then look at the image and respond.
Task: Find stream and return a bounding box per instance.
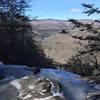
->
[37,68,100,100]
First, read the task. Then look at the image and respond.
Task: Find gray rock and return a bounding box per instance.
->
[0,84,18,100]
[0,75,65,100]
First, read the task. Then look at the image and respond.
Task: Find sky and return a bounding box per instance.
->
[26,0,100,20]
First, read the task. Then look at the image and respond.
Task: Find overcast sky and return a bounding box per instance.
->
[26,0,100,20]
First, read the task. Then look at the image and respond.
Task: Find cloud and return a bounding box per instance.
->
[70,8,81,13]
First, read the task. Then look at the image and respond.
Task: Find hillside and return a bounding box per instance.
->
[30,19,100,64]
[42,34,87,64]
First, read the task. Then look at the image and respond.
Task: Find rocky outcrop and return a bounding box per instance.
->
[0,64,100,100]
[0,75,65,100]
[0,65,65,100]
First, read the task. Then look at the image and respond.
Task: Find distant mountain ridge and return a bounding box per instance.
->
[30,19,100,39]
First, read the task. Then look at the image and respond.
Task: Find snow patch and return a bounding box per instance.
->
[28,85,34,90]
[22,76,29,79]
[34,96,53,100]
[23,93,33,99]
[10,80,21,91]
[41,89,47,92]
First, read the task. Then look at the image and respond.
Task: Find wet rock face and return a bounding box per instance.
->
[0,65,33,79]
[0,65,33,85]
[0,75,65,100]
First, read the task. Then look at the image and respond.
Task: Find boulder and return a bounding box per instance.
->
[0,75,65,100]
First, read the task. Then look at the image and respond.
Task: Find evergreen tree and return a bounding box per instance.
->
[0,0,28,21]
[67,4,100,75]
[0,0,55,67]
